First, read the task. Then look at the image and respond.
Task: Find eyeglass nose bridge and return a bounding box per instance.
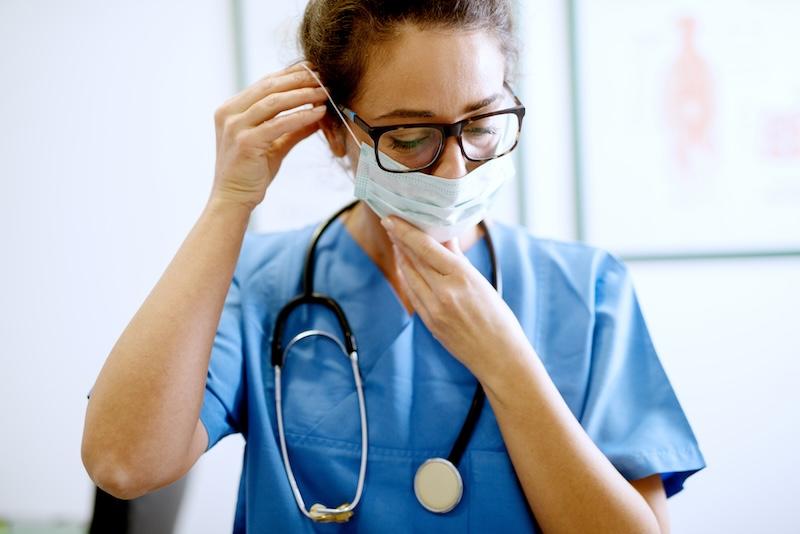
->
[429,121,472,169]
[440,120,468,140]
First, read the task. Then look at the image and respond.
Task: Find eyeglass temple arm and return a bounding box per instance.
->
[340,106,356,122]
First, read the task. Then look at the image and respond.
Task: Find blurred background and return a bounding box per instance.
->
[1,0,798,532]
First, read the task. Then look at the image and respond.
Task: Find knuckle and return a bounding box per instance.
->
[260,77,275,93]
[233,129,252,148]
[223,114,240,135]
[214,106,228,126]
[439,288,457,308]
[428,307,444,329]
[262,93,279,111]
[428,297,444,316]
[451,270,468,286]
[301,86,318,99]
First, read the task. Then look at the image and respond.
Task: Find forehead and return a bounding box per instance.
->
[352,26,507,122]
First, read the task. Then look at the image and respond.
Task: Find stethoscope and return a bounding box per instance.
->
[271,200,502,523]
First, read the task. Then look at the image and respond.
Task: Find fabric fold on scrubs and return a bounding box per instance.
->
[198,216,706,533]
[578,252,705,497]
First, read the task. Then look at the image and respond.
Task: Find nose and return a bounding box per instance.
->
[430,137,468,179]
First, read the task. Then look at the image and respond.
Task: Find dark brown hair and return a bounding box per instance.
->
[299,0,518,110]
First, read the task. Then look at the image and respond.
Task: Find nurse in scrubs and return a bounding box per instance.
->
[82,1,705,532]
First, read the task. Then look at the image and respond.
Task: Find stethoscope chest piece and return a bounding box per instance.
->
[413,458,464,513]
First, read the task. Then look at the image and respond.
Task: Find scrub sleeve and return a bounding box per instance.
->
[579,253,705,497]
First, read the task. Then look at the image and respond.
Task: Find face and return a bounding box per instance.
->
[327,25,509,180]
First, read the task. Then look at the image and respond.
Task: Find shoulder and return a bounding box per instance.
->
[490,220,629,306]
[231,224,318,293]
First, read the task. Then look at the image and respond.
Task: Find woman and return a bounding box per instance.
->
[82,1,705,532]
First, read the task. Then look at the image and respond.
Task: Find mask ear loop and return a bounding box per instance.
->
[297,63,361,147]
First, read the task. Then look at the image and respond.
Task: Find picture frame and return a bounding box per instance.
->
[568,0,800,260]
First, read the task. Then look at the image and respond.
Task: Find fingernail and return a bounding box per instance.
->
[381,218,394,232]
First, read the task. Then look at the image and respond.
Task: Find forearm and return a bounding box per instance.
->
[82,198,251,493]
[481,345,661,534]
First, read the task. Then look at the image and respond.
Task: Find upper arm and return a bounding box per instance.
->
[631,474,670,534]
[187,419,209,468]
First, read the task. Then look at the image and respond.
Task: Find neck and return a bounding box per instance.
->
[343,201,484,283]
[343,202,396,277]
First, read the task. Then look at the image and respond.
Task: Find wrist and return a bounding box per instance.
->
[202,196,254,238]
[205,194,255,220]
[477,335,542,406]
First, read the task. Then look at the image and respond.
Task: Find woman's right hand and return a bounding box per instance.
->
[210,62,329,210]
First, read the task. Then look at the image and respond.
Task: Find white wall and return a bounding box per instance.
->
[630,258,800,533]
[2,1,798,533]
[0,0,236,528]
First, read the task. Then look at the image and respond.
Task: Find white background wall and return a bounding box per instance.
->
[0,0,238,529]
[1,1,798,533]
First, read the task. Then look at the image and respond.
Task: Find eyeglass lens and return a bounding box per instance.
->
[376,112,520,171]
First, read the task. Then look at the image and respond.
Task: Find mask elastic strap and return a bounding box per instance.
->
[299,63,361,147]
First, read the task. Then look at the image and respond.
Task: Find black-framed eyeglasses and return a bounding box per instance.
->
[340,87,526,173]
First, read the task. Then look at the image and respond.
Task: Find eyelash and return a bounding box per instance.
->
[389,135,431,151]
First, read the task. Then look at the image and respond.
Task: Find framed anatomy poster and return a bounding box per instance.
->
[571,0,800,259]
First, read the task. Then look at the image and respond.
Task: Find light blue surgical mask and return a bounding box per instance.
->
[302,65,515,242]
[352,142,514,241]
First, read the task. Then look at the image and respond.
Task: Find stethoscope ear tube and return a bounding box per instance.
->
[272,200,360,369]
[271,294,357,368]
[302,201,360,297]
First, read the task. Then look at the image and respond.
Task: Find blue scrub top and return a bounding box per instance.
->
[200,217,705,533]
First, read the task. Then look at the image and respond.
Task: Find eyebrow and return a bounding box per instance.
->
[373,93,503,121]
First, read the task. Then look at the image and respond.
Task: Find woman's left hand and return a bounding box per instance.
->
[382,216,532,382]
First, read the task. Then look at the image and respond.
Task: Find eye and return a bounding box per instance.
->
[464,126,497,138]
[388,134,433,152]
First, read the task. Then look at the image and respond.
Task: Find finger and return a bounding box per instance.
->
[391,236,445,288]
[238,85,329,127]
[271,120,322,161]
[382,217,459,275]
[398,269,429,319]
[394,246,434,317]
[231,64,319,113]
[249,62,311,89]
[220,67,323,116]
[278,60,315,76]
[240,105,326,147]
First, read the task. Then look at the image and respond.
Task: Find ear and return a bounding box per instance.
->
[319,112,348,158]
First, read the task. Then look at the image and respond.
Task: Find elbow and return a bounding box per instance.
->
[89,464,148,501]
[640,512,664,534]
[81,437,151,500]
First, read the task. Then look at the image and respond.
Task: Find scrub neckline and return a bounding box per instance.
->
[331,214,491,320]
